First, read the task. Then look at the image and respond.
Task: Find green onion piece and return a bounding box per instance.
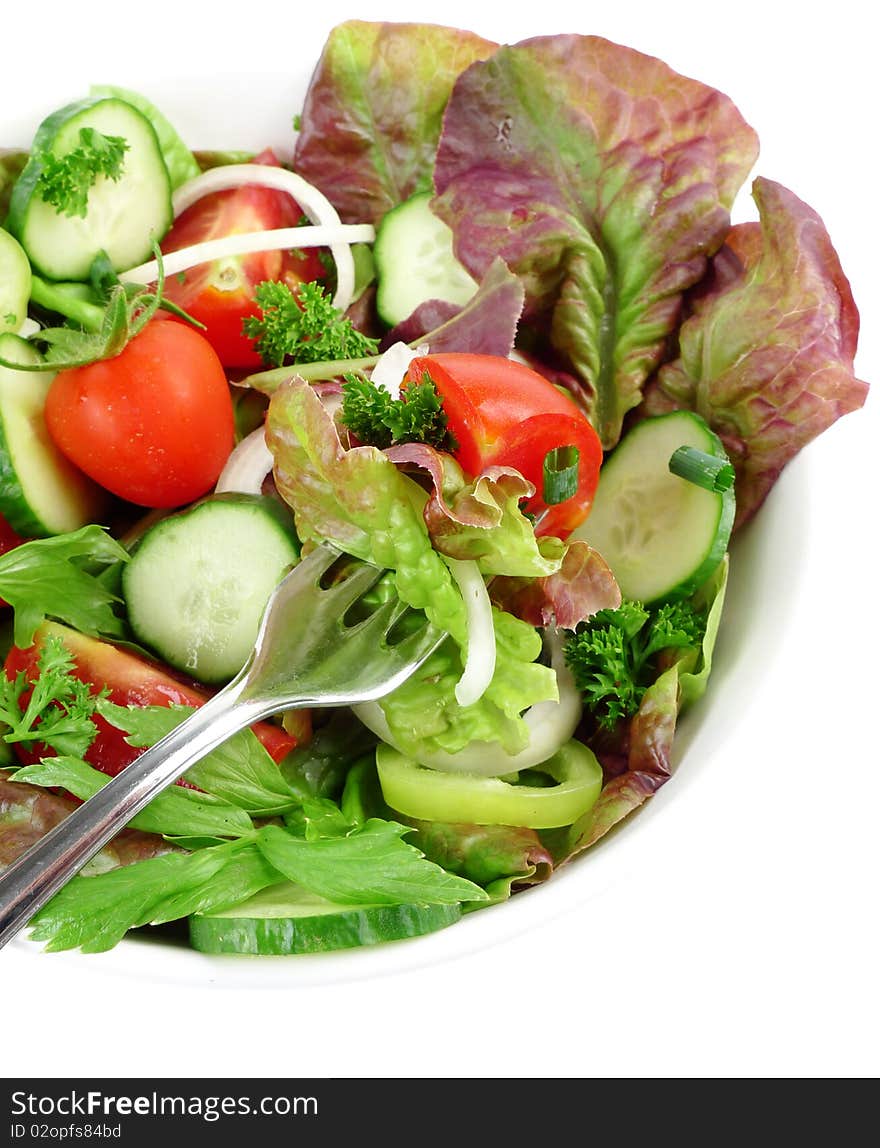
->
[542,445,580,505]
[669,445,735,493]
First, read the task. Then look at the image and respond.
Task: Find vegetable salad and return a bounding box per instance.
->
[0,20,867,955]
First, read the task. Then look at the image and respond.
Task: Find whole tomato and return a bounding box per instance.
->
[44,321,235,508]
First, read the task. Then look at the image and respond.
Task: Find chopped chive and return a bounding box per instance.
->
[669,445,735,493]
[542,445,580,505]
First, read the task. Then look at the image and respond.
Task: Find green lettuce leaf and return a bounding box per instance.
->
[0,526,129,647]
[256,822,487,907]
[434,34,759,448]
[97,700,301,816]
[376,607,557,757]
[644,178,869,526]
[8,756,253,840]
[293,20,496,224]
[28,838,275,953]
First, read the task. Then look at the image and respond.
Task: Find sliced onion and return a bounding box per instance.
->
[121,223,373,290]
[121,163,375,314]
[17,318,41,339]
[214,426,273,495]
[369,341,424,399]
[446,558,495,707]
[353,629,582,776]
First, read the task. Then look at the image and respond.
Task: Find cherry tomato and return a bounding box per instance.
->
[44,321,235,509]
[160,150,326,368]
[4,621,301,781]
[404,352,602,536]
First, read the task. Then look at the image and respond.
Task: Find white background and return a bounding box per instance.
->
[1,0,877,1079]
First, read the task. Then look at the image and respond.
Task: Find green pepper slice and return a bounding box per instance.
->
[375,739,603,829]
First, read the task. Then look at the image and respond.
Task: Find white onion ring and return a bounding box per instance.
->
[369,341,424,399]
[446,558,496,707]
[214,426,273,495]
[353,629,582,776]
[121,164,374,314]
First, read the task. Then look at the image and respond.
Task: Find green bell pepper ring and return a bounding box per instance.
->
[375,739,603,829]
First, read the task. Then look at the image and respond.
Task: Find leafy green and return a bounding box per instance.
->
[28,817,486,952]
[340,371,454,450]
[645,178,869,526]
[377,607,557,757]
[97,700,300,816]
[433,35,759,448]
[8,756,253,841]
[292,20,496,224]
[256,822,487,907]
[35,127,128,218]
[564,598,707,731]
[0,635,101,758]
[242,280,379,368]
[29,838,277,953]
[0,526,129,648]
[281,710,378,802]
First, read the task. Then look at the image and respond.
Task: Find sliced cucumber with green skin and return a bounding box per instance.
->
[374,192,477,327]
[122,494,299,685]
[7,97,172,281]
[0,333,107,536]
[0,229,31,334]
[571,411,735,603]
[189,881,462,955]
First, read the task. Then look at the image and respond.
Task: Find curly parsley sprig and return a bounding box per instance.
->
[35,127,129,219]
[564,599,707,731]
[243,280,379,368]
[340,370,455,451]
[0,635,103,759]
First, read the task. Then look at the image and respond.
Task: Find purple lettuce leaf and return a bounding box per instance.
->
[385,443,563,577]
[381,258,525,356]
[433,34,759,448]
[407,818,553,889]
[644,178,869,526]
[0,770,178,874]
[293,21,496,225]
[490,541,621,630]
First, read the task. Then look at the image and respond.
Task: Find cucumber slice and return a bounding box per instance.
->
[572,411,735,603]
[0,229,31,335]
[374,192,477,327]
[7,97,172,281]
[122,494,299,684]
[189,881,461,955]
[0,333,107,536]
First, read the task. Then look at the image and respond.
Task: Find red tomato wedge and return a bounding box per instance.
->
[404,353,602,537]
[44,321,235,509]
[4,622,301,783]
[160,150,326,368]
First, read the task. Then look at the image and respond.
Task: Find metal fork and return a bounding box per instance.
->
[0,544,446,950]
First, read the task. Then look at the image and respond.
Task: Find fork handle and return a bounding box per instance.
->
[0,679,265,951]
